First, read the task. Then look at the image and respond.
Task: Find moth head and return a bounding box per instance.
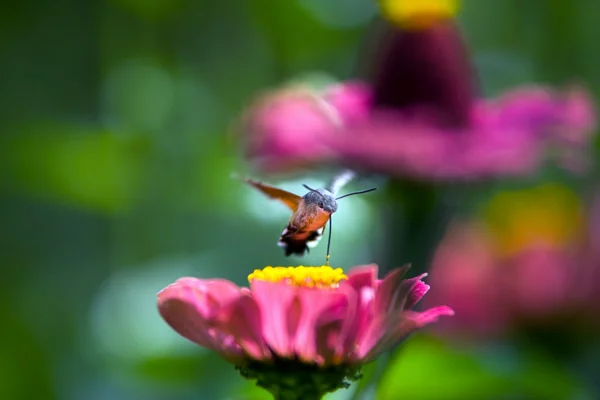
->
[302,185,338,213]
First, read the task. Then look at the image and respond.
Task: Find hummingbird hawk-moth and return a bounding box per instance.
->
[241,170,376,261]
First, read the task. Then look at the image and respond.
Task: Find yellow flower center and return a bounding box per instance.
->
[378,0,459,30]
[483,183,584,257]
[248,266,348,289]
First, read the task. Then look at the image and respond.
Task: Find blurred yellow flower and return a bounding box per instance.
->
[483,183,584,257]
[378,0,459,29]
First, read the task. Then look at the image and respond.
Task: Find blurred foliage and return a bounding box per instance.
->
[377,337,594,400]
[0,0,599,399]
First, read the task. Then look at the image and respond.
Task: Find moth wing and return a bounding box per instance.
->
[243,178,302,211]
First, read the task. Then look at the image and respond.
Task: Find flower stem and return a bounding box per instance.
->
[378,179,448,276]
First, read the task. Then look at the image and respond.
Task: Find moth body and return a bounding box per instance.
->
[239,172,374,258]
[279,188,337,256]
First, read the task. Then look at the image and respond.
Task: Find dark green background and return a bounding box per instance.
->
[1,1,598,399]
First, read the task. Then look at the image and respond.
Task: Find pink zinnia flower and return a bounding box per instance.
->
[240,1,596,180]
[423,184,600,341]
[157,264,453,399]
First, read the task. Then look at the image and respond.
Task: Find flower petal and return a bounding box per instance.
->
[329,115,451,174]
[406,306,456,326]
[362,306,455,361]
[374,265,416,314]
[250,280,298,358]
[159,277,242,319]
[157,278,245,361]
[314,284,358,365]
[325,81,373,125]
[560,87,596,141]
[424,222,510,338]
[292,288,351,364]
[405,277,431,309]
[227,294,273,361]
[342,265,380,358]
[345,264,379,291]
[241,87,338,171]
[353,266,418,360]
[485,86,596,141]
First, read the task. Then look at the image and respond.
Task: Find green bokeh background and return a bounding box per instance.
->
[1,1,599,399]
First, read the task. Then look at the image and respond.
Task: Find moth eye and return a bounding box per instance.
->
[318,201,324,208]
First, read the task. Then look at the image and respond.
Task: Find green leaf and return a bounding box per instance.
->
[377,336,591,400]
[0,297,56,399]
[0,124,150,213]
[516,349,594,400]
[377,337,511,400]
[249,0,361,74]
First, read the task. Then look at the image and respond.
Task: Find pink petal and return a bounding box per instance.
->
[250,280,298,358]
[328,115,454,179]
[345,264,379,291]
[326,84,595,180]
[325,81,373,125]
[353,266,418,360]
[362,306,455,361]
[406,306,456,326]
[314,284,358,365]
[374,265,416,315]
[159,278,242,320]
[242,87,338,171]
[353,314,387,361]
[455,129,541,178]
[227,294,273,361]
[157,278,245,361]
[424,222,510,337]
[342,265,380,358]
[483,86,559,132]
[292,288,351,364]
[560,86,596,140]
[483,86,596,140]
[405,278,431,309]
[158,285,215,348]
[353,265,453,361]
[315,320,346,365]
[590,192,600,255]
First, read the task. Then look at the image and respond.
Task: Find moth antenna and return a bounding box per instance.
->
[325,216,333,266]
[302,184,318,192]
[336,187,377,200]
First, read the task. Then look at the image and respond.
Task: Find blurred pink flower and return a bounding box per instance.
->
[243,87,340,171]
[240,11,596,180]
[504,246,587,320]
[420,222,511,338]
[423,185,600,341]
[157,265,452,396]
